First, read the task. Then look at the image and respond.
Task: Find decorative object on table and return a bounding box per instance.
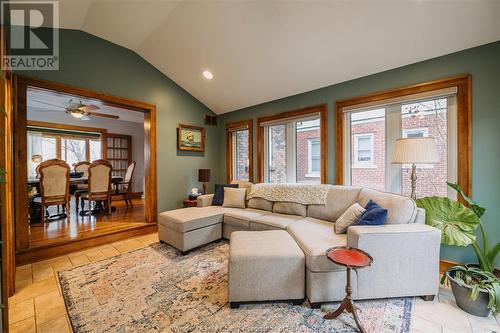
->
[323,246,373,333]
[183,199,197,208]
[188,187,200,200]
[355,200,388,226]
[31,154,43,163]
[391,137,439,200]
[198,169,211,194]
[416,182,500,317]
[212,183,238,206]
[60,242,413,333]
[177,124,205,152]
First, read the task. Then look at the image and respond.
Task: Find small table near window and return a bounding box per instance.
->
[183,199,197,208]
[323,246,373,333]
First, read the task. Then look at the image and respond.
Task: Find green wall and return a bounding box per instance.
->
[15,29,220,212]
[218,41,500,265]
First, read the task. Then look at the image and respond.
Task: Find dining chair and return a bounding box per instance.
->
[74,161,91,213]
[32,159,71,224]
[80,159,112,216]
[111,161,136,208]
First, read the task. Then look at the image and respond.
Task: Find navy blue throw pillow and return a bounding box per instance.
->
[212,184,238,206]
[355,200,387,226]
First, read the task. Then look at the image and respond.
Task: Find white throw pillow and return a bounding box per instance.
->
[222,187,247,208]
[334,203,366,234]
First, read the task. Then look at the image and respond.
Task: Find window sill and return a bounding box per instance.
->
[351,164,378,169]
[305,173,320,178]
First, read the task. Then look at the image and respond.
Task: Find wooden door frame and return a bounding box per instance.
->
[13,75,157,251]
[256,104,328,183]
[225,119,253,183]
[335,74,472,196]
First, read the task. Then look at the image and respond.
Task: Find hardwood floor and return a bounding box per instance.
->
[29,198,147,248]
[16,198,156,265]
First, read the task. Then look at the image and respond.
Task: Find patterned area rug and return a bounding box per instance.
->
[59,241,413,333]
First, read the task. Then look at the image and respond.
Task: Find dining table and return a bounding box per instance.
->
[28,175,124,220]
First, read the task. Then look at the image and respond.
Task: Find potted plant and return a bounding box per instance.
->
[416,182,499,317]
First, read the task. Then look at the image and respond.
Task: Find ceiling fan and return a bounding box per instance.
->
[32,99,120,120]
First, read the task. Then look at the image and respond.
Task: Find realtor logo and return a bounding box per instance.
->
[1,0,59,70]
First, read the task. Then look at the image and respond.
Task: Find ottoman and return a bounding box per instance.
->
[158,206,226,253]
[228,230,305,308]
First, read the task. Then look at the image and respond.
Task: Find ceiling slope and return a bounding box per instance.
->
[56,0,500,114]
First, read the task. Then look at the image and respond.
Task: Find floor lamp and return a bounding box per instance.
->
[391,137,439,200]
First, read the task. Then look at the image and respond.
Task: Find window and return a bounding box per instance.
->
[307,138,320,176]
[258,105,326,184]
[353,133,374,167]
[341,91,457,198]
[27,126,103,177]
[226,120,253,182]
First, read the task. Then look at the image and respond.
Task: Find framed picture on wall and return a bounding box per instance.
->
[177,124,205,152]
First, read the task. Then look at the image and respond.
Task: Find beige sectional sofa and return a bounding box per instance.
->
[158,182,441,306]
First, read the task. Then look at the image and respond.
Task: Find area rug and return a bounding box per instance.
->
[59,241,413,333]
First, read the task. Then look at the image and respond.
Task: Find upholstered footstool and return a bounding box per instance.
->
[228,230,305,308]
[158,206,226,253]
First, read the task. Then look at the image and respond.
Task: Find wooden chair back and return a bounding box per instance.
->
[88,159,112,200]
[123,161,136,193]
[74,161,91,177]
[38,159,70,203]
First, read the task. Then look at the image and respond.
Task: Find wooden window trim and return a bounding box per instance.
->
[225,119,253,183]
[257,104,328,183]
[335,75,472,196]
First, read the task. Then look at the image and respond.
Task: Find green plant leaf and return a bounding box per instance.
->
[416,196,480,246]
[447,182,486,218]
[487,243,500,268]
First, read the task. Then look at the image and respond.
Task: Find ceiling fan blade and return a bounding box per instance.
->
[31,100,66,109]
[79,104,100,112]
[87,111,119,119]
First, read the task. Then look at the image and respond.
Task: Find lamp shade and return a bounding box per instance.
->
[198,169,211,182]
[391,137,439,164]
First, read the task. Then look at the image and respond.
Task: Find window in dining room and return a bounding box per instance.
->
[27,127,103,177]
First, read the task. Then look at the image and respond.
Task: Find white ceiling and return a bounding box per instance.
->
[52,1,500,114]
[27,88,145,123]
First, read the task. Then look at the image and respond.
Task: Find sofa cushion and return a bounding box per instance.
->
[287,217,347,272]
[250,213,304,230]
[212,183,238,206]
[224,208,270,229]
[307,186,362,222]
[158,206,227,233]
[358,188,416,224]
[273,202,307,217]
[248,198,274,211]
[223,188,247,208]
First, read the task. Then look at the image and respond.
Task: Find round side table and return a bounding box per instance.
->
[323,246,373,333]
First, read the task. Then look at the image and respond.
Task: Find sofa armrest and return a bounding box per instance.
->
[414,207,426,224]
[346,224,441,298]
[197,194,214,207]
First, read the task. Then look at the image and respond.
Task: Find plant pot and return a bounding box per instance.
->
[446,269,494,317]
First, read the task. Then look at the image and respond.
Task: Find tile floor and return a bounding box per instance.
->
[9,232,500,333]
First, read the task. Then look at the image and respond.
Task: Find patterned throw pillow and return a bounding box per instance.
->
[334,203,366,234]
[222,188,247,208]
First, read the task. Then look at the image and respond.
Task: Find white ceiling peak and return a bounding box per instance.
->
[56,0,500,114]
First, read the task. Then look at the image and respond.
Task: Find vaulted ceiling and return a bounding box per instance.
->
[56,0,500,114]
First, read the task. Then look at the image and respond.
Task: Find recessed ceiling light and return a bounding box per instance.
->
[202,70,213,80]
